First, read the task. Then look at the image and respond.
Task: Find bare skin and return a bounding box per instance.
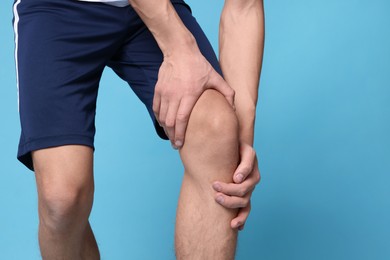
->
[30,0,264,259]
[176,90,240,259]
[32,90,240,259]
[213,0,264,229]
[129,0,264,230]
[32,91,240,260]
[32,145,99,259]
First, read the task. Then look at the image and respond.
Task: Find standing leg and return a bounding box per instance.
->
[175,90,240,260]
[32,145,100,260]
[104,3,239,258]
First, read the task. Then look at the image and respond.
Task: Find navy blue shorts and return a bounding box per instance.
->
[13,0,222,171]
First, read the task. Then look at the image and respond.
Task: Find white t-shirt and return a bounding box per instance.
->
[77,0,129,7]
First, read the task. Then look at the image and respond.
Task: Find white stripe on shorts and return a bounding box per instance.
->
[13,0,22,112]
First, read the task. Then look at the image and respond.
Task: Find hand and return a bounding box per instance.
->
[212,142,261,230]
[153,50,235,149]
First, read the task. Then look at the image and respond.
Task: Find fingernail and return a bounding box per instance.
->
[212,183,222,192]
[175,140,183,148]
[216,196,224,204]
[235,174,244,183]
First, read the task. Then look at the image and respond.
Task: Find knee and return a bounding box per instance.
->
[38,178,94,232]
[180,90,239,178]
[186,89,239,145]
[32,145,94,232]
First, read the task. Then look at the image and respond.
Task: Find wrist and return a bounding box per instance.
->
[238,126,255,147]
[159,33,198,58]
[236,105,256,146]
[130,0,199,57]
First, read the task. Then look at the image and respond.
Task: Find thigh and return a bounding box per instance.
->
[33,145,94,198]
[14,0,130,171]
[108,1,222,140]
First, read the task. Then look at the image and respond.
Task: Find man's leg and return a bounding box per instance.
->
[32,145,99,260]
[175,90,239,260]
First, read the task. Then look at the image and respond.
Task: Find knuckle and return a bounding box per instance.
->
[255,172,261,184]
[250,148,256,158]
[176,113,189,123]
[158,117,165,126]
[165,119,175,128]
[165,90,175,97]
[154,87,162,95]
[242,197,250,207]
[238,187,247,197]
[175,133,184,141]
[241,165,252,174]
[152,103,159,112]
[223,198,233,208]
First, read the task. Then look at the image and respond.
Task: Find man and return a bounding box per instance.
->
[13,0,264,259]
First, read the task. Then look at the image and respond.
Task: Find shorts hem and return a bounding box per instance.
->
[17,134,95,172]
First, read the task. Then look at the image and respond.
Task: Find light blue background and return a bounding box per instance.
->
[1,0,389,259]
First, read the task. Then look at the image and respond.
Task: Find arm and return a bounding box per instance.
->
[128,0,235,148]
[128,0,195,56]
[213,0,264,229]
[219,0,264,146]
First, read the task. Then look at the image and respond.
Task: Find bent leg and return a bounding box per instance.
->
[32,145,99,260]
[175,90,239,260]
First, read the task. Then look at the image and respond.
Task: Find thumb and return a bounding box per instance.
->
[207,70,235,109]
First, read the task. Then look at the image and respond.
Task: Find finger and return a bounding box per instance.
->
[174,96,197,149]
[215,192,250,209]
[251,159,261,185]
[212,180,254,197]
[158,98,169,128]
[233,145,256,183]
[152,85,162,123]
[207,70,235,109]
[231,201,251,230]
[165,100,180,147]
[238,223,245,231]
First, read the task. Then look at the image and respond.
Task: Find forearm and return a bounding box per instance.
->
[219,0,265,146]
[128,0,199,57]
